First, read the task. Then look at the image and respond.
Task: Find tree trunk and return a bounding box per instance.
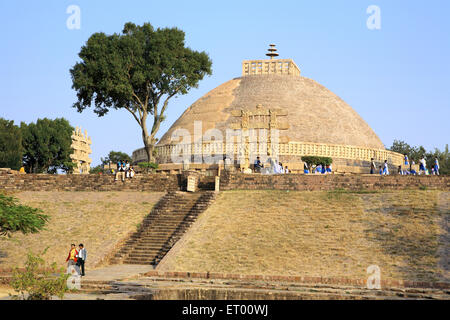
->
[142,129,154,163]
[144,144,154,163]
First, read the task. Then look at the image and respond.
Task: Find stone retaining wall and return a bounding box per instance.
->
[219,173,450,191]
[142,270,449,290]
[0,173,180,192]
[0,171,448,192]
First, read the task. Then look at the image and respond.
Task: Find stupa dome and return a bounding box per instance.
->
[158,75,384,149]
[133,45,402,173]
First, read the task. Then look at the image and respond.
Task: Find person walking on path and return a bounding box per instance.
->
[370,158,377,174]
[382,160,389,175]
[304,162,309,174]
[381,160,389,175]
[66,244,78,274]
[435,158,440,175]
[76,244,87,276]
[419,157,427,175]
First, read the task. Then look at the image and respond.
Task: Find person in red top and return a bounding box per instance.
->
[66,243,78,273]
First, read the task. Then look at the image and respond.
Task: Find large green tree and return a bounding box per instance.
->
[21,118,74,173]
[101,150,132,165]
[389,140,426,162]
[70,22,212,162]
[0,118,23,170]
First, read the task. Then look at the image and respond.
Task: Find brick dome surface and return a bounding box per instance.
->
[158,74,385,150]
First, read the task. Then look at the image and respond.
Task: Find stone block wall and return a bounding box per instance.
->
[219,172,450,191]
[0,171,448,192]
[0,173,180,192]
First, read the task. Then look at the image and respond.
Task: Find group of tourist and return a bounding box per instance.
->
[369,155,440,176]
[253,157,334,174]
[370,159,390,175]
[252,155,441,176]
[254,157,290,174]
[402,155,440,175]
[66,243,87,276]
[303,163,332,174]
[114,160,135,181]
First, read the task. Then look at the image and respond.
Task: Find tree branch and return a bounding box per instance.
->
[124,105,141,126]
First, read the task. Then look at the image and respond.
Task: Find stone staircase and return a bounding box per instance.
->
[114,191,217,266]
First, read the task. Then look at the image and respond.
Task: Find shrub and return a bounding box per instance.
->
[63,161,77,174]
[10,248,70,300]
[301,156,333,168]
[89,164,105,174]
[138,162,158,173]
[0,194,49,238]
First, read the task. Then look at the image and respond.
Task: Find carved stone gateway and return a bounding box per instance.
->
[70,127,92,174]
[231,104,289,171]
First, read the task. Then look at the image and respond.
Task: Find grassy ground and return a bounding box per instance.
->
[0,191,164,270]
[159,190,449,283]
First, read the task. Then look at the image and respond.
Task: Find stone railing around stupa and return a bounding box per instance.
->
[151,141,404,173]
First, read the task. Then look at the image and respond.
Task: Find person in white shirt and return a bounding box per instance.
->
[129,166,135,179]
[383,160,389,175]
[419,157,427,175]
[76,244,87,276]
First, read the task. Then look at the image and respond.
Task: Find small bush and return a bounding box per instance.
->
[10,248,70,300]
[138,162,158,173]
[62,161,77,174]
[301,156,333,168]
[89,165,105,174]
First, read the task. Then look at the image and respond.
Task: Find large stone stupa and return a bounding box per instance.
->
[133,45,402,173]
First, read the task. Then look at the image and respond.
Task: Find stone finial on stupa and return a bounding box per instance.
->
[241,44,300,76]
[266,44,279,60]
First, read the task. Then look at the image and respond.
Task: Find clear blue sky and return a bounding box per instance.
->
[1,0,449,166]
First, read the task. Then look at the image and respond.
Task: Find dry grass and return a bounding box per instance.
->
[0,285,14,298]
[159,190,449,283]
[0,191,164,270]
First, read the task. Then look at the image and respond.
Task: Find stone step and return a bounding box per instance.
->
[128,251,168,257]
[79,276,449,300]
[131,245,172,251]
